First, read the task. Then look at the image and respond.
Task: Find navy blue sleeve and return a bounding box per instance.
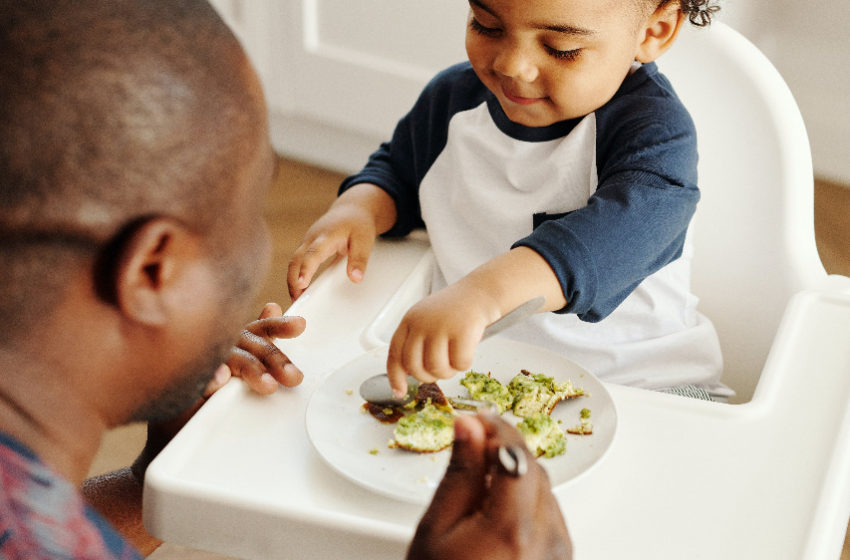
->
[513,68,700,322]
[338,63,486,237]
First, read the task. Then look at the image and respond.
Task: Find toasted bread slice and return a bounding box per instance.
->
[517,413,566,458]
[509,370,585,418]
[459,370,513,414]
[390,403,454,453]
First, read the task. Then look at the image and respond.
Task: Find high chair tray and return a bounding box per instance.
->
[144,239,850,559]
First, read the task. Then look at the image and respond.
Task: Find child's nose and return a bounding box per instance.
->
[492,44,539,83]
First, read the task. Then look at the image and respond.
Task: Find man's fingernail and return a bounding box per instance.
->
[350,269,363,282]
[214,364,231,384]
[261,373,277,387]
[453,416,472,442]
[284,363,303,382]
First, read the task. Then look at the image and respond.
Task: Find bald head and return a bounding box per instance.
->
[0,0,268,339]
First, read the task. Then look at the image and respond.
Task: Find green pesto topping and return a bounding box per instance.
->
[580,408,591,419]
[393,403,455,452]
[508,371,584,418]
[369,448,379,455]
[460,371,513,414]
[517,413,567,458]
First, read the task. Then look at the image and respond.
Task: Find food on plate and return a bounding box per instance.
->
[566,407,593,435]
[361,402,406,424]
[508,369,585,418]
[362,382,450,424]
[390,403,455,453]
[415,382,452,412]
[517,413,567,458]
[459,370,514,413]
[364,369,588,458]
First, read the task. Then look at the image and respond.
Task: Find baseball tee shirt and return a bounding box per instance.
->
[341,61,728,396]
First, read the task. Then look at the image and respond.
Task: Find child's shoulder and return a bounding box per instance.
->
[409,61,490,117]
[600,62,695,131]
[422,62,487,100]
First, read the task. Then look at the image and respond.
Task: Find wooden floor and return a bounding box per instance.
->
[90,157,850,559]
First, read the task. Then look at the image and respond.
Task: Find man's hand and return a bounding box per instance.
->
[214,302,307,395]
[408,411,572,560]
[133,302,306,481]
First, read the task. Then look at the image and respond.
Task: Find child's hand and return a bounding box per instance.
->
[287,184,397,300]
[386,285,501,396]
[385,247,564,397]
[206,302,307,396]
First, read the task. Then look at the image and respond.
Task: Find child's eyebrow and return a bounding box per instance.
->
[533,22,597,37]
[468,0,596,37]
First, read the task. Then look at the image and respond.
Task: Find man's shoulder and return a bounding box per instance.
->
[0,431,143,560]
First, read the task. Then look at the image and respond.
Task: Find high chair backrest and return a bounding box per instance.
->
[656,22,826,402]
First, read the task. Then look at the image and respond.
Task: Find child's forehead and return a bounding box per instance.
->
[472,0,643,26]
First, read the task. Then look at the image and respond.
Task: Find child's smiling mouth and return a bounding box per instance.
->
[502,86,546,105]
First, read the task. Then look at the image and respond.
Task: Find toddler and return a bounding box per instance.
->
[288,0,731,400]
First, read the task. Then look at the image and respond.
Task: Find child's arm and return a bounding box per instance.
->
[287,183,397,300]
[386,246,566,396]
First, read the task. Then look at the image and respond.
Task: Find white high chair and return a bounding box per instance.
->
[294,21,842,403]
[657,22,835,402]
[142,22,850,560]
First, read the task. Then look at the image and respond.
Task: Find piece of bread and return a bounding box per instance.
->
[459,370,513,413]
[517,413,567,458]
[509,370,585,418]
[566,407,593,435]
[390,403,454,453]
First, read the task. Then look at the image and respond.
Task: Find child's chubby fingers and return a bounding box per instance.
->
[447,332,478,373]
[344,226,377,284]
[387,326,438,397]
[287,237,343,300]
[422,335,456,380]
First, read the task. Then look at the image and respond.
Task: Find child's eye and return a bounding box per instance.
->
[469,17,501,37]
[545,46,582,61]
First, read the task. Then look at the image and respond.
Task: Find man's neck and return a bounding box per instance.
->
[0,349,108,485]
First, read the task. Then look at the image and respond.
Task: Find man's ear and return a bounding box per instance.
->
[635,3,685,63]
[112,218,198,326]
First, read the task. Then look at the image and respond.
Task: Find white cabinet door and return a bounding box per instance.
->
[270,1,469,172]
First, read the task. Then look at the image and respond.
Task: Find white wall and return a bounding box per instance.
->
[721,2,850,184]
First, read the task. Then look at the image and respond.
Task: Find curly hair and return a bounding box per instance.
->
[680,0,721,26]
[658,0,721,27]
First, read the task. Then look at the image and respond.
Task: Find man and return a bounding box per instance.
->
[0,1,571,559]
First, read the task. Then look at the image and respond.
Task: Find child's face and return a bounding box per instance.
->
[466,0,652,127]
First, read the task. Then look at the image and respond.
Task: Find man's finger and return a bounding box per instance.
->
[244,315,306,341]
[258,302,283,319]
[235,331,304,388]
[416,415,487,535]
[226,346,279,394]
[477,412,547,521]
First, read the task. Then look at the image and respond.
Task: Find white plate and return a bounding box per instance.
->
[305,337,617,504]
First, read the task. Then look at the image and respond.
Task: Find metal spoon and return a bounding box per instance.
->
[358,296,545,406]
